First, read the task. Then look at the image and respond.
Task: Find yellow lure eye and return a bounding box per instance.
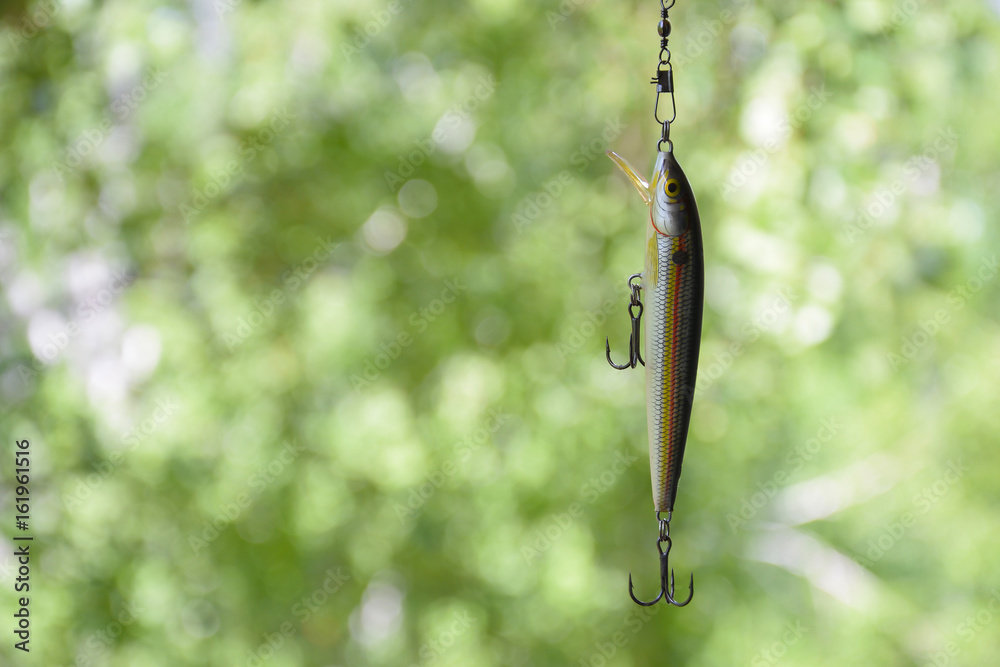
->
[665,178,680,196]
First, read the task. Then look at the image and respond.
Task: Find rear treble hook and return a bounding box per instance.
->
[607,273,645,370]
[629,512,694,607]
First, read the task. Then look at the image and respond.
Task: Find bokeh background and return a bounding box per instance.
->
[2,0,999,664]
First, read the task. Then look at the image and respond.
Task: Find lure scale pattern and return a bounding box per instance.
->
[643,170,704,514]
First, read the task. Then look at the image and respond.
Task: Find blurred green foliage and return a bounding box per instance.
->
[1,0,1000,665]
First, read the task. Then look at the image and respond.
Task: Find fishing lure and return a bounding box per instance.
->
[605,0,704,607]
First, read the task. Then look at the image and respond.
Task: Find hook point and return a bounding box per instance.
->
[664,571,694,607]
[606,336,629,370]
[628,571,664,607]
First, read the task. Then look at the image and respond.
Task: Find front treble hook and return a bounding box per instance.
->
[607,273,645,370]
[628,513,694,607]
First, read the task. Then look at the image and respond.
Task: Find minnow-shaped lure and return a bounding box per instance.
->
[606,148,703,607]
[604,0,703,608]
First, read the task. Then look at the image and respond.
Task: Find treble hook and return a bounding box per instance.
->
[628,513,694,607]
[606,273,645,370]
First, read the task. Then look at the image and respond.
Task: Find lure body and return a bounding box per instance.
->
[609,149,704,514]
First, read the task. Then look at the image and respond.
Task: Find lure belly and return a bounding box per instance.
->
[607,148,703,606]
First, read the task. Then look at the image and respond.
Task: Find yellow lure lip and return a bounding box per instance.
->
[606,149,651,206]
[607,149,674,237]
